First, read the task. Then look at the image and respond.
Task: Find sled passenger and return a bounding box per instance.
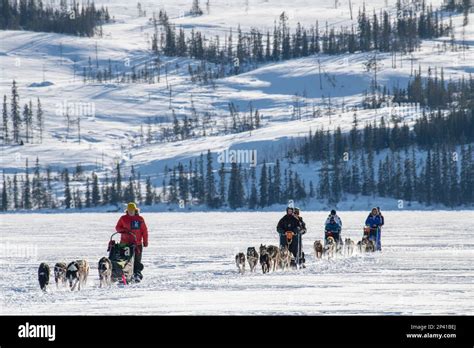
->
[365,207,382,251]
[324,217,342,245]
[115,202,149,282]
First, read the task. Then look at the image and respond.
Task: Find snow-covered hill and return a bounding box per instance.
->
[0,0,473,210]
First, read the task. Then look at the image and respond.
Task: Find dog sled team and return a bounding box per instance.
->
[38,202,148,292]
[37,201,386,289]
[235,206,385,274]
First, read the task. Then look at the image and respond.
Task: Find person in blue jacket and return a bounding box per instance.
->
[365,207,383,251]
[325,216,342,245]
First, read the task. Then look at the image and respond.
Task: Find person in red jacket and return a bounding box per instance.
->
[115,202,148,282]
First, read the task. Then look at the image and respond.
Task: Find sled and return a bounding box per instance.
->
[363,226,379,243]
[286,231,304,269]
[107,232,136,285]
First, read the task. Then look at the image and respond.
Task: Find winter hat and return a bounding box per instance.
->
[330,209,336,215]
[127,202,138,211]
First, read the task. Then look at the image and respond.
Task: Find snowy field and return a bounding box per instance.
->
[1,211,473,315]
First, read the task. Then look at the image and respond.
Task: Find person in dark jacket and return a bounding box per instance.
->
[365,207,382,250]
[325,209,342,228]
[276,206,302,267]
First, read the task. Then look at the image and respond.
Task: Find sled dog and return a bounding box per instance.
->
[38,263,50,291]
[265,245,281,272]
[98,257,112,288]
[54,262,67,288]
[358,236,375,253]
[66,260,89,291]
[313,240,324,259]
[235,252,246,274]
[344,238,355,256]
[279,245,292,270]
[259,253,270,274]
[324,236,336,259]
[246,247,259,272]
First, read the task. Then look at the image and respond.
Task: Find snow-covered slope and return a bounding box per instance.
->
[0,1,472,206]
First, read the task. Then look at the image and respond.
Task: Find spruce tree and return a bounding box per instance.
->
[32,157,44,209]
[145,177,153,206]
[115,162,122,203]
[273,159,281,203]
[205,150,217,207]
[190,0,203,16]
[248,167,258,209]
[22,103,30,143]
[259,161,268,207]
[36,98,43,143]
[309,180,315,198]
[228,162,244,209]
[330,159,342,203]
[85,178,91,208]
[64,169,72,209]
[350,153,361,194]
[198,154,205,201]
[2,95,8,144]
[177,163,189,203]
[23,159,31,209]
[11,81,20,144]
[319,160,330,199]
[125,176,135,203]
[13,173,19,209]
[403,155,413,203]
[92,172,100,206]
[218,162,226,206]
[1,173,8,211]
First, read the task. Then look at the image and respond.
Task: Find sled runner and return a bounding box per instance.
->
[107,232,136,285]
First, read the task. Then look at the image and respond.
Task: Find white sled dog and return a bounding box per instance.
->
[235,252,246,274]
[98,257,112,288]
[313,240,324,260]
[344,238,355,256]
[54,262,67,288]
[66,260,89,291]
[324,236,336,259]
